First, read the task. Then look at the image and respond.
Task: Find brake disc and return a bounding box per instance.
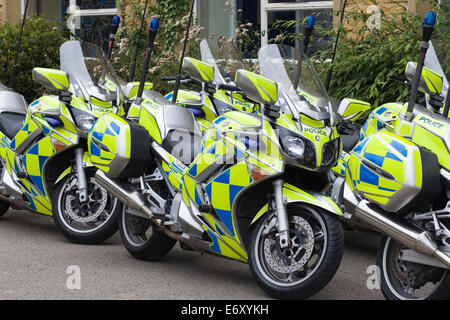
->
[65,177,108,223]
[263,215,315,274]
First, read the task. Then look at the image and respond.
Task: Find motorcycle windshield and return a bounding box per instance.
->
[258,44,333,122]
[200,37,254,85]
[60,41,124,103]
[425,41,449,101]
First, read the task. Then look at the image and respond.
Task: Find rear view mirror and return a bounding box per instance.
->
[32,68,70,92]
[337,98,371,122]
[235,69,278,106]
[405,62,443,95]
[182,57,215,84]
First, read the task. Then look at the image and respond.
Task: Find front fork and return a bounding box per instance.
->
[74,148,88,203]
[273,179,290,249]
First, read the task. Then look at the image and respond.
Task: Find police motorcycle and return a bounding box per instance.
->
[328,12,450,299]
[87,18,345,299]
[0,38,128,244]
[161,37,258,133]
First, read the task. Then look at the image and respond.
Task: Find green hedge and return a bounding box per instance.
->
[0,15,66,102]
[318,0,448,106]
[275,0,448,107]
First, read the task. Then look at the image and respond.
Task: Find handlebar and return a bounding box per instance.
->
[161,75,191,82]
[217,83,241,92]
[389,74,407,82]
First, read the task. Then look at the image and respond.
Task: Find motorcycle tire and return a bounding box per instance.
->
[377,236,450,300]
[119,206,176,261]
[52,169,121,244]
[249,204,344,300]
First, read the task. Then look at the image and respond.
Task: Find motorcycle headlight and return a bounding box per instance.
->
[70,107,98,134]
[77,114,96,133]
[278,126,316,169]
[321,139,339,168]
[281,136,305,160]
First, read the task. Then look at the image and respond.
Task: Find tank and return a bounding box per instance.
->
[347,130,441,213]
[88,113,152,179]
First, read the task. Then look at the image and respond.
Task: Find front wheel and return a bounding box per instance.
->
[249,205,344,300]
[52,169,122,244]
[377,236,450,300]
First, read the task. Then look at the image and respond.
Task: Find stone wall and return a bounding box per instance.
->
[333,0,431,25]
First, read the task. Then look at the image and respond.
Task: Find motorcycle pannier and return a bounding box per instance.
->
[347,131,441,213]
[88,114,153,179]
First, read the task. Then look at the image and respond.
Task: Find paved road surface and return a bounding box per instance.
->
[0,209,384,300]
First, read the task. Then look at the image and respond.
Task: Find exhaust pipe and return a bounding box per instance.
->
[95,170,153,219]
[355,200,450,268]
[95,170,229,257]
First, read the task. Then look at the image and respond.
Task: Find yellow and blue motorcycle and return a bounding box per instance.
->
[0,40,125,244]
[162,38,258,133]
[329,12,450,299]
[87,20,345,299]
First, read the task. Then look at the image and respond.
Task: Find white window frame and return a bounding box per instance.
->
[260,0,333,46]
[21,0,118,16]
[67,0,118,38]
[67,0,117,17]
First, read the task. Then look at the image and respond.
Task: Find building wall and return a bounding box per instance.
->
[333,0,431,24]
[0,0,432,27]
[1,0,21,25]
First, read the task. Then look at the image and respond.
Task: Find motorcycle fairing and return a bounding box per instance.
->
[332,152,351,177]
[231,92,257,113]
[359,103,403,142]
[251,183,343,226]
[0,96,80,215]
[156,111,284,261]
[409,108,450,171]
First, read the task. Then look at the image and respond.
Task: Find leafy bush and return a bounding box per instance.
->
[275,0,448,107]
[0,15,66,102]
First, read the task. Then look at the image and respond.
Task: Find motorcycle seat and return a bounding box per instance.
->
[0,83,27,140]
[0,112,26,140]
[144,90,203,164]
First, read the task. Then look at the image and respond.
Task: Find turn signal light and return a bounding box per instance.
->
[248,164,270,182]
[51,138,67,152]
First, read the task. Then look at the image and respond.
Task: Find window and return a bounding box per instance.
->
[261,0,333,49]
[197,1,333,56]
[61,0,117,44]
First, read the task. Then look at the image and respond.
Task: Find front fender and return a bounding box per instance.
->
[251,183,343,225]
[55,152,95,184]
